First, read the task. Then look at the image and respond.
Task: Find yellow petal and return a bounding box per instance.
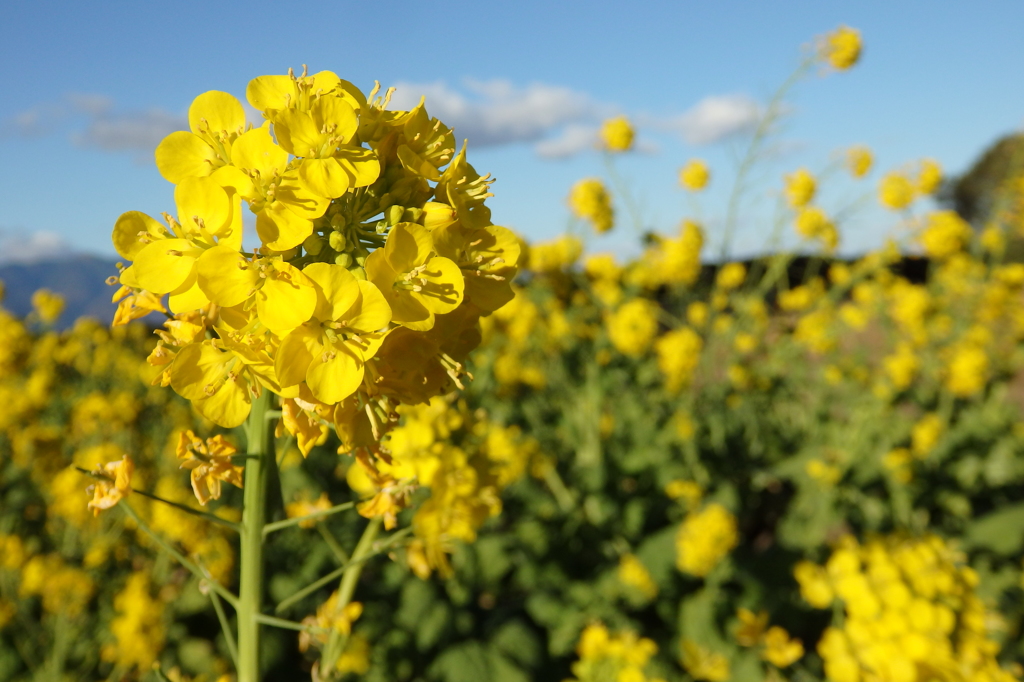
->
[275,324,320,388]
[246,75,294,111]
[194,374,251,428]
[256,262,316,333]
[118,264,140,288]
[230,124,288,177]
[197,245,259,307]
[210,164,256,200]
[257,203,314,252]
[335,147,381,188]
[276,171,330,219]
[112,211,164,260]
[189,91,245,136]
[298,157,350,199]
[344,280,392,332]
[169,342,230,401]
[168,272,210,313]
[303,262,360,321]
[155,131,217,183]
[411,256,464,315]
[310,96,358,144]
[397,144,440,181]
[272,108,321,157]
[306,342,363,404]
[133,239,199,294]
[175,176,232,237]
[385,222,432,272]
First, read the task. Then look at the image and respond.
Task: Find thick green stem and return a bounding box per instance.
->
[319,518,381,676]
[237,390,273,682]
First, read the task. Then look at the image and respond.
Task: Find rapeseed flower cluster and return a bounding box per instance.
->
[566,623,665,682]
[798,534,1020,682]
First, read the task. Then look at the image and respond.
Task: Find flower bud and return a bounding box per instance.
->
[328,231,347,252]
[421,202,457,230]
[335,252,354,268]
[386,205,405,226]
[303,234,324,255]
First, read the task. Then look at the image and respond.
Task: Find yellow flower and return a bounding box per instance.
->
[946,342,988,397]
[735,608,768,646]
[911,413,944,458]
[665,479,701,507]
[821,25,863,70]
[526,235,584,273]
[794,560,834,608]
[365,222,463,332]
[675,503,738,577]
[715,262,746,290]
[879,171,915,210]
[679,159,710,191]
[600,116,635,152]
[606,299,659,357]
[794,206,839,251]
[86,454,134,515]
[680,640,730,681]
[176,430,243,505]
[569,178,615,233]
[917,158,943,195]
[762,626,804,667]
[618,554,658,600]
[846,145,873,178]
[655,327,702,392]
[286,492,333,529]
[101,573,166,671]
[784,168,816,208]
[30,289,64,324]
[919,210,971,259]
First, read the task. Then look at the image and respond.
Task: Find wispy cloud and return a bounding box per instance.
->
[1,93,186,160]
[389,78,601,149]
[0,230,73,265]
[651,94,761,145]
[535,123,601,159]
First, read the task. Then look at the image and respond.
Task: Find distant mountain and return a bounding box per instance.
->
[0,256,127,328]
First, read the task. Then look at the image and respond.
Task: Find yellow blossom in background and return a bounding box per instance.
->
[680,159,710,191]
[946,341,989,397]
[821,25,863,70]
[527,235,583,273]
[846,145,873,178]
[101,573,166,671]
[879,171,915,210]
[734,608,768,646]
[617,554,658,600]
[569,623,662,682]
[784,168,817,208]
[665,479,702,509]
[920,210,972,259]
[606,299,659,357]
[655,327,703,392]
[794,560,834,608]
[917,158,943,195]
[715,262,746,290]
[911,413,944,458]
[762,626,804,668]
[675,503,738,577]
[600,116,635,152]
[794,206,839,251]
[569,178,615,233]
[286,492,333,529]
[31,289,64,324]
[680,640,730,682]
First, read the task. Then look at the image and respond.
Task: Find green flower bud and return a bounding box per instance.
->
[328,231,347,252]
[302,234,324,255]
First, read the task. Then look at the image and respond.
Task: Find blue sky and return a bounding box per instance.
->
[2,1,1023,264]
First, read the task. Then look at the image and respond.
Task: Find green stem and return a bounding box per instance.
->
[210,590,239,668]
[120,502,239,608]
[254,613,326,633]
[262,502,356,537]
[319,518,382,676]
[237,390,274,682]
[317,522,350,565]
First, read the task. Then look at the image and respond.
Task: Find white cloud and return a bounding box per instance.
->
[655,94,761,145]
[72,108,186,153]
[0,230,73,265]
[389,78,600,149]
[535,124,599,159]
[1,93,185,158]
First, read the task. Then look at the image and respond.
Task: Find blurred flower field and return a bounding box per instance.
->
[2,25,1024,682]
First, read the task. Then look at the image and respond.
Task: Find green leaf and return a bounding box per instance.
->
[964,502,1024,555]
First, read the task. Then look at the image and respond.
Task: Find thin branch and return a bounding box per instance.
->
[274,527,413,614]
[209,590,239,668]
[262,502,356,537]
[120,502,239,608]
[254,613,326,633]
